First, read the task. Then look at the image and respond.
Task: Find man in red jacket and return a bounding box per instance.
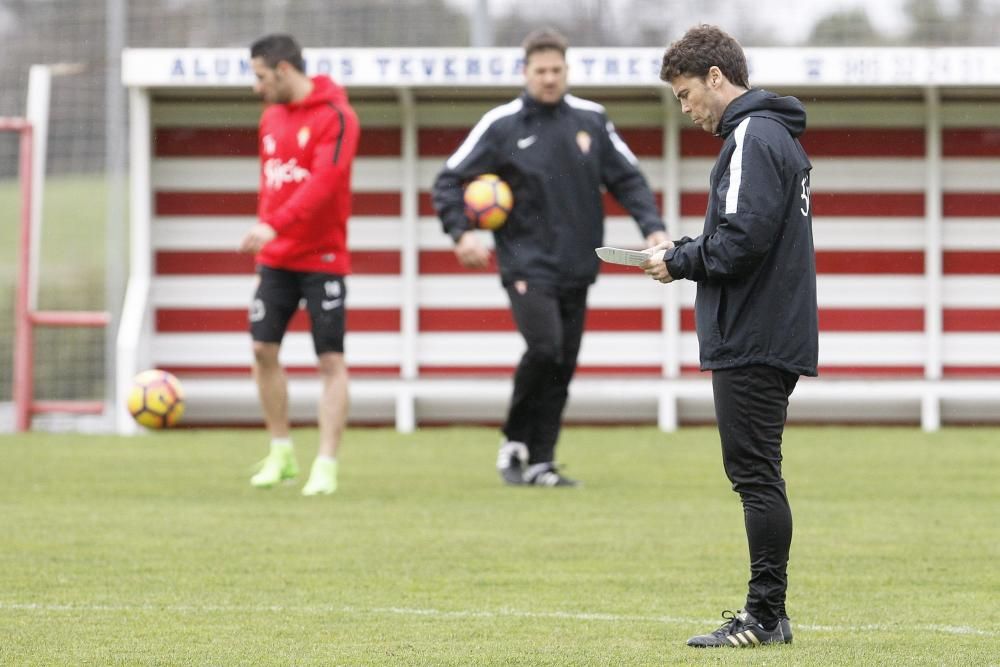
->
[239,34,360,496]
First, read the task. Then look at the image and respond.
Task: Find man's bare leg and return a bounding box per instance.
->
[252,341,290,439]
[302,351,348,495]
[250,341,298,487]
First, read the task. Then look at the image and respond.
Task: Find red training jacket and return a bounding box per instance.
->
[256,75,359,274]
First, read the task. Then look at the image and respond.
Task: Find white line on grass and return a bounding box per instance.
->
[0,602,995,638]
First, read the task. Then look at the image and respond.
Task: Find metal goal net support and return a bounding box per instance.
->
[2,106,110,432]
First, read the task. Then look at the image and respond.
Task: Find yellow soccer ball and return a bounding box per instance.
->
[463,174,514,230]
[127,369,185,429]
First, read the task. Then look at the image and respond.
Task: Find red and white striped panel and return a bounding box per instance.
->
[151,98,406,377]
[936,101,1000,376]
[148,95,1000,380]
[411,99,666,376]
[677,99,1000,376]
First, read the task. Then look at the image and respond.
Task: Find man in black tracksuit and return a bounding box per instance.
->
[644,25,818,647]
[432,28,667,487]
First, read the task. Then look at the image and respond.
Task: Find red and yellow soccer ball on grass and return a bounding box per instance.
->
[127,369,185,429]
[463,174,513,230]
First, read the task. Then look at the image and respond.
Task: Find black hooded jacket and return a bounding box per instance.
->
[432,91,665,288]
[665,88,818,376]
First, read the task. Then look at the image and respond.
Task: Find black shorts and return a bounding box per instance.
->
[249,265,346,355]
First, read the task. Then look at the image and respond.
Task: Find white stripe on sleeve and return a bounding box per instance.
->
[607,120,638,166]
[564,94,605,113]
[724,117,751,215]
[445,98,523,170]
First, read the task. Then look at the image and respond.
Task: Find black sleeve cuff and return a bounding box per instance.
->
[639,218,667,237]
[448,224,471,244]
[443,210,472,243]
[664,246,685,280]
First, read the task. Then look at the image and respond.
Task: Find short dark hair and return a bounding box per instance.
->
[250,34,305,73]
[660,25,750,89]
[522,28,568,62]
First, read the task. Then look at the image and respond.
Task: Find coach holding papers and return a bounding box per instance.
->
[641,25,819,648]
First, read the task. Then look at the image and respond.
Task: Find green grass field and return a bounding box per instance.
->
[0,175,108,281]
[1,426,997,665]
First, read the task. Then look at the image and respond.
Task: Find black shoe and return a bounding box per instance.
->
[523,463,580,487]
[496,441,528,485]
[686,610,793,648]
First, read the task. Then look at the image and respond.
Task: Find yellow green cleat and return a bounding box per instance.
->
[301,458,338,496]
[250,446,299,488]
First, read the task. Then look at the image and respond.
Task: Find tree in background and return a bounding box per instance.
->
[808,8,888,46]
[490,0,620,46]
[907,0,999,45]
[905,0,952,44]
[491,0,779,48]
[806,0,1000,47]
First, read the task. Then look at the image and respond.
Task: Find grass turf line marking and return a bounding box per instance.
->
[0,602,995,637]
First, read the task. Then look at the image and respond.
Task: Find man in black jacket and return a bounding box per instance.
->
[432,28,667,487]
[643,25,818,647]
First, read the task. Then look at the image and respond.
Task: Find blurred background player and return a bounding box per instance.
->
[239,34,360,496]
[432,28,667,487]
[643,24,817,647]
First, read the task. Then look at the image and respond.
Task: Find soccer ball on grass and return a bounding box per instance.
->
[127,369,185,429]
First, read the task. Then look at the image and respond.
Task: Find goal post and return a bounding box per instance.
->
[1,117,35,431]
[5,63,112,432]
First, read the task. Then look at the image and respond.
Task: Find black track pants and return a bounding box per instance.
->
[502,282,588,464]
[711,364,799,628]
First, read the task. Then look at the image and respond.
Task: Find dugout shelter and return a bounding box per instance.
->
[118,46,1000,433]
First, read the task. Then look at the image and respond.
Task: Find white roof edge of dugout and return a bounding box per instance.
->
[123,47,1000,89]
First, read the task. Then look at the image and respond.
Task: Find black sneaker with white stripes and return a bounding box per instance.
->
[523,462,580,487]
[686,609,792,648]
[495,440,528,485]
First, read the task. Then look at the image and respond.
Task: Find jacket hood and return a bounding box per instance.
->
[291,75,348,108]
[717,88,806,139]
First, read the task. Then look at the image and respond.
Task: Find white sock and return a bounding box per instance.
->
[316,454,336,464]
[270,438,293,450]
